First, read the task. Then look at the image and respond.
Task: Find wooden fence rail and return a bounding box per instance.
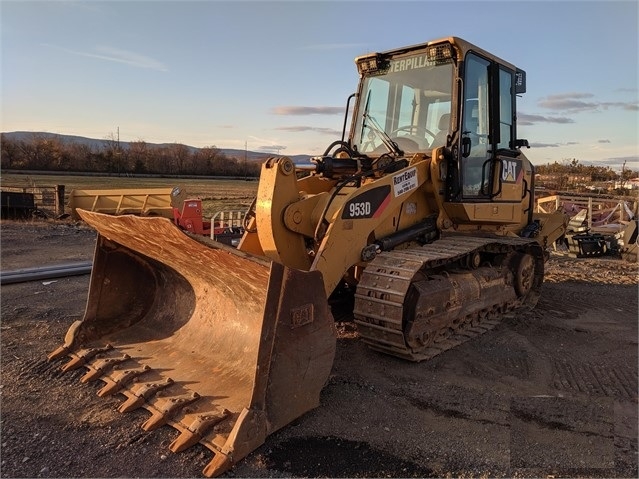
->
[536,194,638,230]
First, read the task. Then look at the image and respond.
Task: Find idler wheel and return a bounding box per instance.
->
[514,253,535,297]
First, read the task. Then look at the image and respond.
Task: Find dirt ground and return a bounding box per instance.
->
[1,220,637,478]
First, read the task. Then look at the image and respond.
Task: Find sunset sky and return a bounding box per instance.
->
[2,0,637,172]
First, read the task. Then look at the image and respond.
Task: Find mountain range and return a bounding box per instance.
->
[1,131,314,165]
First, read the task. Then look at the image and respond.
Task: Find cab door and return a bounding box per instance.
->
[459,53,491,199]
[446,51,531,225]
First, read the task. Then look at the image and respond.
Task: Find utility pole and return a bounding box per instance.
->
[116,126,121,175]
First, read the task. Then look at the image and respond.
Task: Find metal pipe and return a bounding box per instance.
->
[0,261,93,285]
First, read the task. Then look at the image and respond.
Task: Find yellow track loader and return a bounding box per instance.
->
[50,37,567,476]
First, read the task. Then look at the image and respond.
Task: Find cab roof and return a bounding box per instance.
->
[355,36,519,72]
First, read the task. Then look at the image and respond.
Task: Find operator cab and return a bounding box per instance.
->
[349,37,529,207]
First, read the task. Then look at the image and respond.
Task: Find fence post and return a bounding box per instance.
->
[55,185,65,216]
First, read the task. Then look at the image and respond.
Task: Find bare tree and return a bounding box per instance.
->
[0,134,21,169]
[129,141,150,173]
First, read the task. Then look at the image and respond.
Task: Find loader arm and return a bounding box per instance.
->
[240,156,434,297]
[310,162,433,296]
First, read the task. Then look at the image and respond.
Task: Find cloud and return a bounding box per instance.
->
[538,93,598,112]
[246,135,287,152]
[596,101,639,111]
[44,44,168,71]
[529,142,561,148]
[217,125,235,129]
[518,113,575,125]
[592,156,639,169]
[537,92,638,113]
[258,145,287,152]
[547,93,594,100]
[274,126,341,135]
[619,103,639,111]
[530,140,622,149]
[301,43,368,51]
[271,106,343,115]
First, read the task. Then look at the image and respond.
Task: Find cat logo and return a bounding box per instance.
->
[501,159,522,184]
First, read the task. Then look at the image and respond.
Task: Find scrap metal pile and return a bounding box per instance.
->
[539,195,638,261]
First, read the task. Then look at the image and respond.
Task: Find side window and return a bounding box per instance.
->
[462,53,490,197]
[498,68,513,150]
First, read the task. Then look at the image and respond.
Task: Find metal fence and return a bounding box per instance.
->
[0,185,65,218]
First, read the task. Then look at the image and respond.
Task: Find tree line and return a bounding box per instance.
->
[535,158,637,192]
[0,133,262,177]
[535,158,634,181]
[2,135,636,187]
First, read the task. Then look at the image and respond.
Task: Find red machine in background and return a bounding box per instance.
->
[172,198,211,236]
[171,188,245,247]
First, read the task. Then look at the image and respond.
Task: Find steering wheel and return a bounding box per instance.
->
[390,125,437,150]
[391,125,436,140]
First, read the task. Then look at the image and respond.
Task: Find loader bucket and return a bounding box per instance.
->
[48,210,336,477]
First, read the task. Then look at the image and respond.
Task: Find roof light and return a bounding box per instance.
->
[426,44,454,64]
[356,54,385,75]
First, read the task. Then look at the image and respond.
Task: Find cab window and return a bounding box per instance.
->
[461,53,490,197]
[498,68,513,150]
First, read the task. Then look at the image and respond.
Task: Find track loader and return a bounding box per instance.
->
[50,37,567,476]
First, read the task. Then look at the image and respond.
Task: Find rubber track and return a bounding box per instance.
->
[353,235,543,361]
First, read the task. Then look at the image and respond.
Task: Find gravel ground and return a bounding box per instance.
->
[1,220,637,478]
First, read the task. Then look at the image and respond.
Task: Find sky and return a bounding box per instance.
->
[1,0,638,172]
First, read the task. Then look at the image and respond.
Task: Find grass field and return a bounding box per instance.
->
[1,173,258,219]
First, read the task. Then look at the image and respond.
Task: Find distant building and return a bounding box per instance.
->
[614,178,639,190]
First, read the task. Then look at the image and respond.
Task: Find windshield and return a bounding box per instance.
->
[352,54,453,156]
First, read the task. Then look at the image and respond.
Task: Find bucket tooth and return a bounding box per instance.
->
[118,378,174,413]
[142,392,201,431]
[201,408,267,478]
[81,354,131,383]
[97,365,152,397]
[203,452,232,478]
[49,321,107,362]
[60,344,113,372]
[119,395,145,414]
[47,345,70,362]
[170,409,231,452]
